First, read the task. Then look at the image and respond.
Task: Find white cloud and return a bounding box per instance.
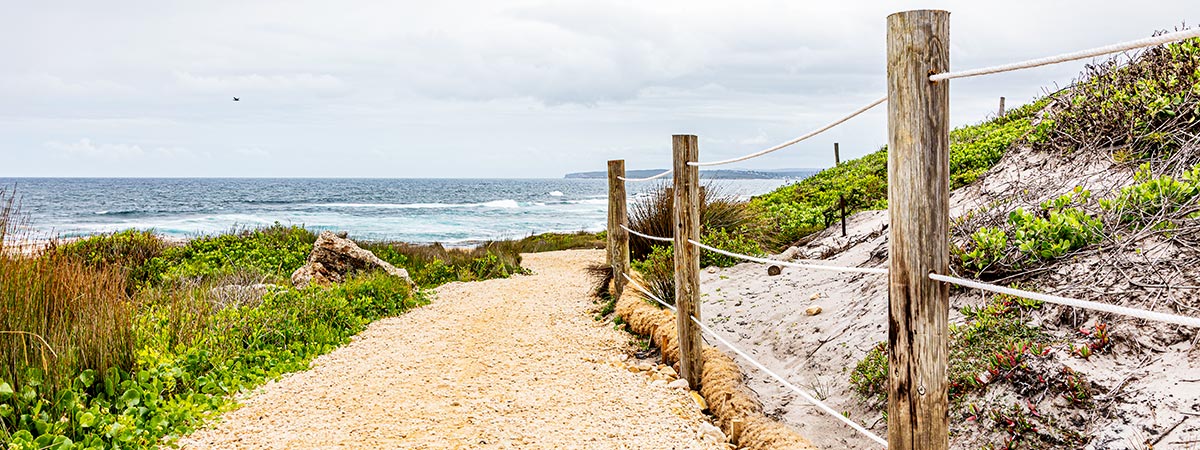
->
[45,139,194,160]
[2,1,1197,177]
[173,72,349,96]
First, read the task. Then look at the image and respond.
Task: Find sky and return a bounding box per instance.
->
[1,1,1196,178]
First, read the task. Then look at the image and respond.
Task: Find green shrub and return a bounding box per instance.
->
[955,190,1104,275]
[1009,202,1103,261]
[753,100,1043,248]
[1100,163,1200,224]
[961,227,1007,275]
[52,230,167,291]
[147,224,317,286]
[631,245,675,306]
[850,294,1047,407]
[699,227,765,268]
[362,241,524,288]
[1033,36,1200,157]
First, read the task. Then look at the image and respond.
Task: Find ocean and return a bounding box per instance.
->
[0,178,792,245]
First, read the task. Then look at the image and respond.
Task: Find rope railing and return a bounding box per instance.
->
[620,224,674,243]
[687,239,889,275]
[688,315,889,446]
[929,273,1200,328]
[621,272,888,446]
[930,28,1200,81]
[601,13,1200,449]
[618,169,673,182]
[688,96,886,167]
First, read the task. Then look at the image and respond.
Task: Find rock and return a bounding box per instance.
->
[291,231,416,289]
[809,292,821,300]
[805,306,822,316]
[767,265,782,276]
[668,379,690,390]
[628,365,641,373]
[690,391,708,410]
[637,362,655,372]
[650,379,667,388]
[698,422,727,442]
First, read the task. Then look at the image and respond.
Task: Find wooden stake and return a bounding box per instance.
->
[834,142,841,166]
[730,418,745,445]
[672,134,703,389]
[607,160,629,300]
[998,96,1006,117]
[886,9,951,450]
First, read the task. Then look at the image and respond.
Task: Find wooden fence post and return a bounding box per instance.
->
[607,160,629,301]
[886,9,951,450]
[672,135,703,389]
[998,96,1006,117]
[836,142,846,236]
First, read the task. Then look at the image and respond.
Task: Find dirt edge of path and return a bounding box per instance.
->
[615,275,818,450]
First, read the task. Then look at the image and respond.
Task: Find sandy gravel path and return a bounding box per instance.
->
[182,249,723,449]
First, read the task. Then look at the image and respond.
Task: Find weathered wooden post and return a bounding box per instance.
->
[887,9,951,450]
[672,135,703,388]
[836,142,847,237]
[998,96,1006,117]
[607,160,629,301]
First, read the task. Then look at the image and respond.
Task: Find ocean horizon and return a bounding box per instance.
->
[0,177,793,245]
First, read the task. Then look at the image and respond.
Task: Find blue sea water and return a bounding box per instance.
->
[0,178,792,245]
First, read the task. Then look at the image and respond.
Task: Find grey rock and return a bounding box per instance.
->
[291,231,416,289]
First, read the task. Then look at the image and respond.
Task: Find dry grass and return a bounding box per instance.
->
[0,190,135,391]
[626,183,761,261]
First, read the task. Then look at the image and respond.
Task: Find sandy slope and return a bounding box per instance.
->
[181,249,725,450]
[699,147,1200,449]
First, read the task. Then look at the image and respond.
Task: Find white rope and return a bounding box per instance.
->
[620,224,674,243]
[929,273,1200,328]
[688,315,888,446]
[622,272,885,444]
[618,169,673,182]
[687,239,889,275]
[931,28,1200,81]
[622,272,677,312]
[688,96,886,167]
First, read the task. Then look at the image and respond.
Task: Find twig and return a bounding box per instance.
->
[1150,416,1188,447]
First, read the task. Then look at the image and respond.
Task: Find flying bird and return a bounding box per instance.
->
[233,97,240,102]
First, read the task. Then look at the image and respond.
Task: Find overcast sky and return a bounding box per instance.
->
[1,1,1195,178]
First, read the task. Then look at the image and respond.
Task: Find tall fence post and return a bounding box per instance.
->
[998,96,1006,117]
[886,9,951,450]
[607,160,629,301]
[672,135,703,389]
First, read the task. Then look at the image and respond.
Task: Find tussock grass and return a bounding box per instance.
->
[0,189,136,396]
[627,183,761,261]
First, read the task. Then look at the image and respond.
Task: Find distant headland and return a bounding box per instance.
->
[563,168,820,180]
